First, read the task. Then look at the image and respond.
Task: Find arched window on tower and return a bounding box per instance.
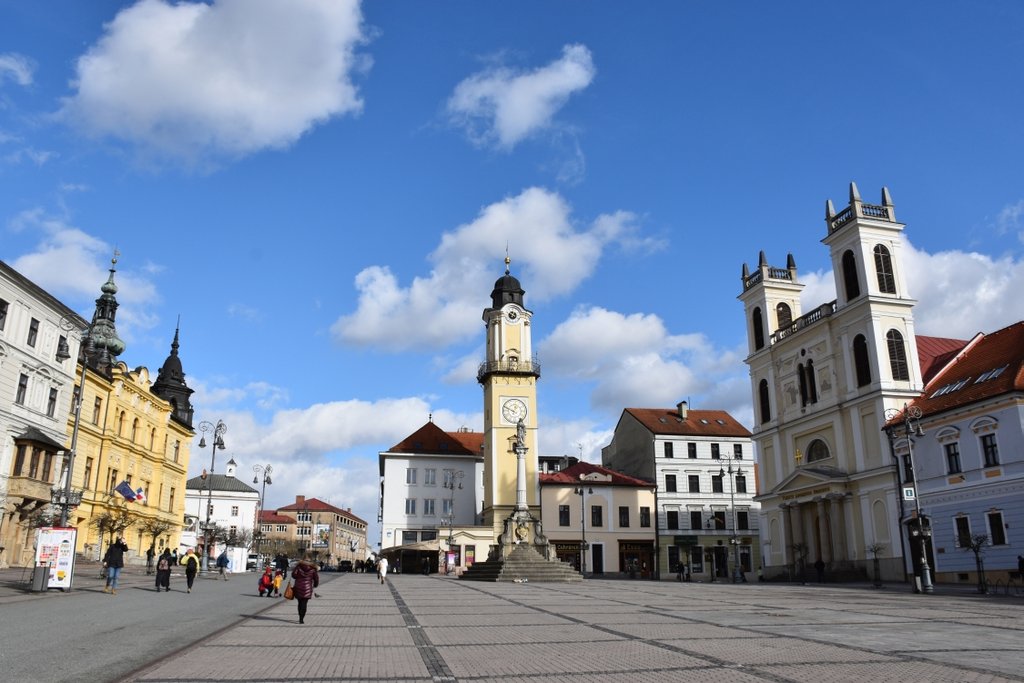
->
[853,334,872,387]
[842,250,861,301]
[752,307,765,350]
[874,245,896,294]
[758,379,771,424]
[886,329,910,381]
[776,302,792,330]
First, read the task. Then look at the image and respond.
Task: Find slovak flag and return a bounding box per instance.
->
[115,480,137,501]
[134,488,147,504]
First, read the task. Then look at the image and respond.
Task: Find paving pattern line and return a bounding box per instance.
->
[389,580,457,683]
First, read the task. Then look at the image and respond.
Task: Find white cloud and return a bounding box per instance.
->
[3,148,56,166]
[994,199,1024,242]
[332,187,640,351]
[447,44,595,149]
[0,53,33,86]
[60,0,368,161]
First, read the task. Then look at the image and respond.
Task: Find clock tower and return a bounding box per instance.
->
[478,257,540,534]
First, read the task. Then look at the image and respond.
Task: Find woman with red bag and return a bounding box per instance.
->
[290,552,320,624]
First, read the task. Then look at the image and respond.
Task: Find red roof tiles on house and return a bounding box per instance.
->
[276,496,367,524]
[258,511,295,524]
[539,461,655,488]
[916,334,970,385]
[624,408,751,438]
[388,421,482,455]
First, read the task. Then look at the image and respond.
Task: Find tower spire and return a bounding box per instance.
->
[84,252,126,372]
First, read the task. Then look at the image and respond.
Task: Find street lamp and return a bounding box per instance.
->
[885,403,933,594]
[198,419,226,570]
[443,469,464,569]
[718,455,744,583]
[573,484,592,575]
[252,464,272,557]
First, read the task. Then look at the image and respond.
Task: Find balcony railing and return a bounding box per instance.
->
[830,202,893,233]
[477,358,541,383]
[771,300,837,344]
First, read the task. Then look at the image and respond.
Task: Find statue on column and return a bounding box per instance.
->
[516,418,526,450]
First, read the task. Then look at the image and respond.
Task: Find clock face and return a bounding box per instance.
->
[506,309,519,322]
[501,398,527,423]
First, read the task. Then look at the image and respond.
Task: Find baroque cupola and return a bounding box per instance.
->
[83,255,127,374]
[489,256,525,310]
[151,320,195,428]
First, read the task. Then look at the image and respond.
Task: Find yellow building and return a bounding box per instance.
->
[63,263,195,563]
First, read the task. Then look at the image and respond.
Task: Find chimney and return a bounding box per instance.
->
[295,495,305,506]
[677,401,689,420]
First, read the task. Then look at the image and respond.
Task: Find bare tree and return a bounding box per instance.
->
[789,542,809,583]
[866,543,886,588]
[138,518,177,550]
[962,533,990,594]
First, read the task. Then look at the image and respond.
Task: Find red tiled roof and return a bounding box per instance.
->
[916,334,970,385]
[624,408,751,438]
[905,321,1024,419]
[276,497,367,524]
[388,421,483,455]
[258,511,295,524]
[539,461,655,488]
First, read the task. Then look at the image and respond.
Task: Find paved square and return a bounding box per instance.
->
[129,574,1024,682]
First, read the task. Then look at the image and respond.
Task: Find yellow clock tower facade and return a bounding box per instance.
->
[478,259,540,536]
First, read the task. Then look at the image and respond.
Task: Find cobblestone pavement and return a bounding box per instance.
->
[123,573,1023,683]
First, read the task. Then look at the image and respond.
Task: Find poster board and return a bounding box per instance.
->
[312,523,330,548]
[35,527,78,590]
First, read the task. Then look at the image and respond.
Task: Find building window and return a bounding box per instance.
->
[640,507,651,528]
[117,411,125,436]
[406,468,417,485]
[987,511,1007,545]
[712,473,724,493]
[842,249,861,300]
[173,440,180,463]
[149,428,156,450]
[83,457,93,490]
[874,244,896,294]
[666,510,679,530]
[711,443,720,459]
[902,453,914,485]
[423,499,436,516]
[954,516,971,547]
[737,510,749,530]
[442,498,453,516]
[404,499,416,515]
[688,443,697,458]
[27,318,39,347]
[93,397,102,424]
[689,511,702,529]
[402,530,418,544]
[981,434,999,467]
[712,511,726,529]
[47,387,58,417]
[776,302,792,329]
[758,379,771,423]
[887,329,910,381]
[945,443,961,474]
[665,474,677,492]
[131,418,139,443]
[752,307,765,350]
[420,530,437,541]
[799,361,818,406]
[231,505,239,516]
[688,475,700,493]
[558,505,570,526]
[0,298,7,330]
[591,505,602,527]
[735,474,747,493]
[296,512,312,522]
[169,487,175,512]
[424,468,436,485]
[29,448,40,478]
[664,442,673,458]
[853,334,872,387]
[733,444,743,459]
[15,373,28,404]
[13,445,26,476]
[807,439,830,463]
[618,506,630,528]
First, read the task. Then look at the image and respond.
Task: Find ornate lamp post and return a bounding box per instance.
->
[718,454,744,583]
[443,469,464,569]
[884,403,933,594]
[573,484,592,575]
[198,419,226,570]
[252,464,272,557]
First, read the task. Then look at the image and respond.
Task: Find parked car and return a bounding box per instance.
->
[338,560,353,572]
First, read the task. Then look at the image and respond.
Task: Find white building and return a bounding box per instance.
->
[378,420,484,566]
[602,402,759,581]
[0,260,84,568]
[183,458,258,571]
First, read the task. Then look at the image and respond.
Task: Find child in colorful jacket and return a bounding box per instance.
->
[272,570,284,597]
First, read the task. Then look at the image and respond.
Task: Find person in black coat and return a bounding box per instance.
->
[275,553,289,578]
[102,537,129,594]
[155,549,173,592]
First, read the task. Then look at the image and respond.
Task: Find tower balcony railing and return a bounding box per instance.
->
[477,358,541,383]
[770,300,837,344]
[829,202,894,233]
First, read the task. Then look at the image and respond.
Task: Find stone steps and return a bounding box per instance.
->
[460,545,583,583]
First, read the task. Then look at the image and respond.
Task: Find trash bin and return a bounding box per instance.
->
[32,563,51,592]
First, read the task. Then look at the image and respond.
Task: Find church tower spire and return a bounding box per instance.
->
[83,253,126,373]
[152,317,195,428]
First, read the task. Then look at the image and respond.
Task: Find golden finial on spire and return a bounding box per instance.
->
[112,248,120,267]
[504,244,511,274]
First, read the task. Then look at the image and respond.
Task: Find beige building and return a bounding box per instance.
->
[274,495,368,566]
[540,461,657,577]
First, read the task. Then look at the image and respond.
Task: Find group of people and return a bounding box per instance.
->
[256,553,320,624]
[100,539,203,594]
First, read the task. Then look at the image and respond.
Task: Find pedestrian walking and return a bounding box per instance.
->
[155,548,172,592]
[102,536,129,595]
[145,545,155,575]
[1018,555,1024,580]
[814,558,826,583]
[291,552,320,624]
[377,556,389,584]
[171,548,178,565]
[275,553,289,578]
[180,548,200,593]
[216,550,230,580]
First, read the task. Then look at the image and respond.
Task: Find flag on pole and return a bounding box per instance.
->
[115,480,137,501]
[134,488,147,504]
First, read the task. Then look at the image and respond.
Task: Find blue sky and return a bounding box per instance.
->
[3,1,1024,541]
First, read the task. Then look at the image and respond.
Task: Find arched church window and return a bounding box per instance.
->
[842,250,861,301]
[806,439,830,463]
[853,334,872,387]
[117,411,125,436]
[131,418,139,443]
[798,363,808,406]
[873,245,896,294]
[752,307,765,350]
[886,329,910,381]
[776,302,792,330]
[758,379,771,424]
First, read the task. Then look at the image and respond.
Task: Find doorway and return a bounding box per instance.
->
[591,544,604,574]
